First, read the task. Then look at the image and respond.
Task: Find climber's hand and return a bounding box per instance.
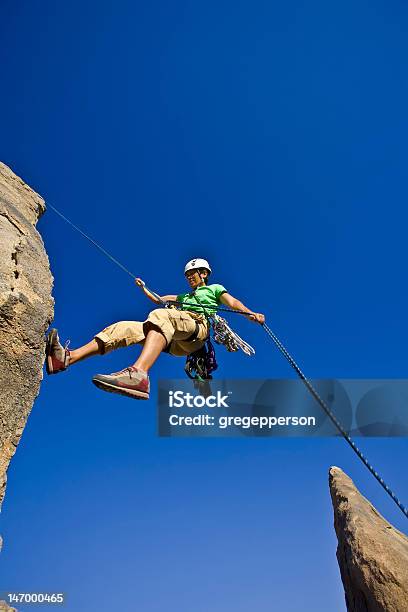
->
[135,278,145,289]
[247,312,265,324]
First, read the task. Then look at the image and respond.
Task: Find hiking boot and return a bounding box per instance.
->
[46,328,70,374]
[92,367,150,400]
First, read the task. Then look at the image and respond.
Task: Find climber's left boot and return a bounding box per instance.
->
[46,328,71,374]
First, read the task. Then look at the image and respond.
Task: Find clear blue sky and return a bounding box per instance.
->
[1,1,408,610]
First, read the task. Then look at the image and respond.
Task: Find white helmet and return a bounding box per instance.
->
[184,258,212,275]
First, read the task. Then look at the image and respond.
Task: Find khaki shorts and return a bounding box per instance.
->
[95,308,209,357]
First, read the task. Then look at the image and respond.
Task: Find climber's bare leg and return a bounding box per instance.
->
[69,339,102,365]
[133,329,166,372]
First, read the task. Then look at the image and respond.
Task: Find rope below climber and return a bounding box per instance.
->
[45,202,408,519]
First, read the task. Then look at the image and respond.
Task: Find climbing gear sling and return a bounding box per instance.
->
[180,289,218,381]
[177,287,255,380]
[170,291,256,357]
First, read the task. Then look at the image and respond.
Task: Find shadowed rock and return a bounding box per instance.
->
[0,602,17,612]
[0,162,54,523]
[329,466,408,611]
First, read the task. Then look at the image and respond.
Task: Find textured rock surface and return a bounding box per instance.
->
[329,466,408,611]
[0,162,54,511]
[0,602,17,612]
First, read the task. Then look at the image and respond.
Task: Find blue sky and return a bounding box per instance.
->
[1,0,408,610]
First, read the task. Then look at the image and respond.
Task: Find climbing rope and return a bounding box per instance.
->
[47,203,137,280]
[47,202,408,519]
[166,298,255,317]
[262,322,408,520]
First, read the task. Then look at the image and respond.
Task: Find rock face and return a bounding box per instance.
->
[0,162,54,520]
[329,466,408,612]
[0,602,17,612]
[0,604,17,612]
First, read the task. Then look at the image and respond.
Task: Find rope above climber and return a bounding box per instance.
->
[45,258,265,401]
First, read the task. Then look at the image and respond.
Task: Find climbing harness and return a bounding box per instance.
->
[174,288,255,380]
[180,290,220,381]
[47,202,408,520]
[136,281,254,373]
[168,291,256,357]
[185,338,218,381]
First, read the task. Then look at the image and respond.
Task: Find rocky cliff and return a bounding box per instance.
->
[0,603,16,612]
[329,466,408,611]
[0,161,54,529]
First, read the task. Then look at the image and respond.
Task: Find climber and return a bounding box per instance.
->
[45,258,265,400]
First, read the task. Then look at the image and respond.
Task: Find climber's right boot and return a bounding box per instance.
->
[46,328,70,374]
[92,366,150,400]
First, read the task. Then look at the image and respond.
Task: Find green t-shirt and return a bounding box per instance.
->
[176,284,227,316]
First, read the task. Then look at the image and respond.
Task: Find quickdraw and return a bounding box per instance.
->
[210,313,255,356]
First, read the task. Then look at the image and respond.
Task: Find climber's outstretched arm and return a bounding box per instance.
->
[220,292,265,324]
[135,278,176,305]
[160,294,178,302]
